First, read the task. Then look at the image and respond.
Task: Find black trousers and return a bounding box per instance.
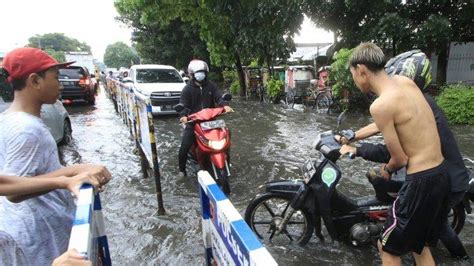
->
[178,125,195,172]
[440,191,468,258]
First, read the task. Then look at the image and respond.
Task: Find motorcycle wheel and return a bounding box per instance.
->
[244,193,313,246]
[449,204,466,234]
[215,168,231,195]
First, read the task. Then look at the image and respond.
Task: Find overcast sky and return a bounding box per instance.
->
[0,1,332,61]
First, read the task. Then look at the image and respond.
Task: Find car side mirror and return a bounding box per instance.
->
[222,93,232,101]
[174,103,185,112]
[122,77,134,83]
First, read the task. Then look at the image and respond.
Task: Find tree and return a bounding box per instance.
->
[305,0,474,86]
[115,0,305,96]
[103,42,139,69]
[27,33,91,62]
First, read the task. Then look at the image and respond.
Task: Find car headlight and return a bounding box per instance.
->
[208,139,226,150]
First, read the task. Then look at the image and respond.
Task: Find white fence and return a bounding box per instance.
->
[68,184,111,265]
[199,171,277,266]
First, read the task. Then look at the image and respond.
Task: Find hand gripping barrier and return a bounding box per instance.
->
[68,184,111,265]
[198,171,277,266]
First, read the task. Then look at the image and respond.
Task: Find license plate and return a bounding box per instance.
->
[201,119,226,130]
[61,81,74,86]
[302,159,316,181]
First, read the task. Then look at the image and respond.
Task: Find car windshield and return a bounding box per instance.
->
[59,68,85,79]
[136,69,183,83]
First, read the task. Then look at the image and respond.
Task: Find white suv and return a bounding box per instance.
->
[128,64,186,115]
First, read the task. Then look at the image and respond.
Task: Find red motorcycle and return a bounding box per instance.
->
[174,98,232,194]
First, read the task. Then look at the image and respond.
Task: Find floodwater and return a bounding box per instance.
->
[61,89,474,265]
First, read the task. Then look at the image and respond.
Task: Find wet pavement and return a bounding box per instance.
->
[61,89,474,265]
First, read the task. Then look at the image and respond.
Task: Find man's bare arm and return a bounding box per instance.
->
[370,101,408,172]
[337,122,379,144]
[354,122,379,141]
[7,164,111,203]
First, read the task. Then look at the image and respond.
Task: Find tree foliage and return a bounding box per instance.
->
[27,33,91,62]
[114,0,305,95]
[305,0,474,85]
[103,42,139,69]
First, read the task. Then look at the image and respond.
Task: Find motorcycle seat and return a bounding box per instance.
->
[355,195,386,208]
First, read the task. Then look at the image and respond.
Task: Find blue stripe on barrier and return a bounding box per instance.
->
[73,204,92,225]
[200,187,211,220]
[94,193,102,211]
[146,105,152,113]
[231,220,263,252]
[207,184,226,202]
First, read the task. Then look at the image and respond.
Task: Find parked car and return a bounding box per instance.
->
[59,66,96,105]
[127,64,186,115]
[0,97,72,145]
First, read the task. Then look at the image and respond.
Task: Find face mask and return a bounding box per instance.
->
[194,72,206,82]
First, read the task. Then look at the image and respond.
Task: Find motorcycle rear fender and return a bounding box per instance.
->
[210,153,226,169]
[264,180,304,196]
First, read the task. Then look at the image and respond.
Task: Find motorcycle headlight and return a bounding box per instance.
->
[208,139,227,150]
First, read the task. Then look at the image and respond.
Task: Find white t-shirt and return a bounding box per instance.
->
[0,112,75,266]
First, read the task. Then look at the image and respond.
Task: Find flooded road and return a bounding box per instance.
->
[62,90,474,265]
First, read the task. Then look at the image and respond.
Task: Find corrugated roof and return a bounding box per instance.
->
[289,43,333,62]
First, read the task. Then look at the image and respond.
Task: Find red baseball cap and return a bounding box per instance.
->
[2,47,75,81]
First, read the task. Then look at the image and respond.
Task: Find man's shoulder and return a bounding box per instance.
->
[0,112,45,136]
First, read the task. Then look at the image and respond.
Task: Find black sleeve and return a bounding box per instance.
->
[357,143,391,163]
[179,85,192,117]
[210,81,229,107]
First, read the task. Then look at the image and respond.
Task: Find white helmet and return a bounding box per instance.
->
[187,59,209,75]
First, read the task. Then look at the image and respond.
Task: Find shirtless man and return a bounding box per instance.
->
[348,43,449,265]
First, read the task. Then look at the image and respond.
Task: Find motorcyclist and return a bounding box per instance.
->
[338,50,470,260]
[178,59,233,177]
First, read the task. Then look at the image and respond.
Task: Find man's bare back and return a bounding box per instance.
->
[370,75,443,174]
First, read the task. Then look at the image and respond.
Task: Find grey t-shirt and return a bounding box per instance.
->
[0,112,75,265]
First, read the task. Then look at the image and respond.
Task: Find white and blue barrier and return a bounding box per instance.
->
[199,171,277,266]
[68,184,111,265]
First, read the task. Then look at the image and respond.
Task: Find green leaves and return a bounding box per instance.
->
[103,42,139,69]
[329,48,356,98]
[265,78,284,103]
[436,84,474,125]
[27,33,90,63]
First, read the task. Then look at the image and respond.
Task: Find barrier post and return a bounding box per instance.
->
[145,98,166,215]
[198,171,277,265]
[68,184,111,265]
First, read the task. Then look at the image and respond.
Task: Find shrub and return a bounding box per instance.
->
[436,84,474,125]
[265,78,284,103]
[329,48,358,98]
[230,80,240,95]
[329,48,372,111]
[222,69,238,90]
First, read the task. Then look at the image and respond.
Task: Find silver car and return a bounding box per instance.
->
[0,98,72,145]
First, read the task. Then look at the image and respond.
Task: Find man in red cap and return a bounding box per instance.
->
[0,47,111,265]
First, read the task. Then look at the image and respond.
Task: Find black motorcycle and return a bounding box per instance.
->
[244,130,470,246]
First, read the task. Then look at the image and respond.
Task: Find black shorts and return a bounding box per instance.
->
[380,162,450,256]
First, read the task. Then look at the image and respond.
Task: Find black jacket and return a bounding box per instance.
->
[357,94,470,193]
[178,80,228,117]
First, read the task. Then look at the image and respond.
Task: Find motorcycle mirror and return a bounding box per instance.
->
[222,93,232,102]
[122,77,134,83]
[174,103,185,112]
[336,111,347,131]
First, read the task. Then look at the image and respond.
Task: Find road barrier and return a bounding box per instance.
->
[104,78,166,215]
[68,184,111,265]
[199,171,277,265]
